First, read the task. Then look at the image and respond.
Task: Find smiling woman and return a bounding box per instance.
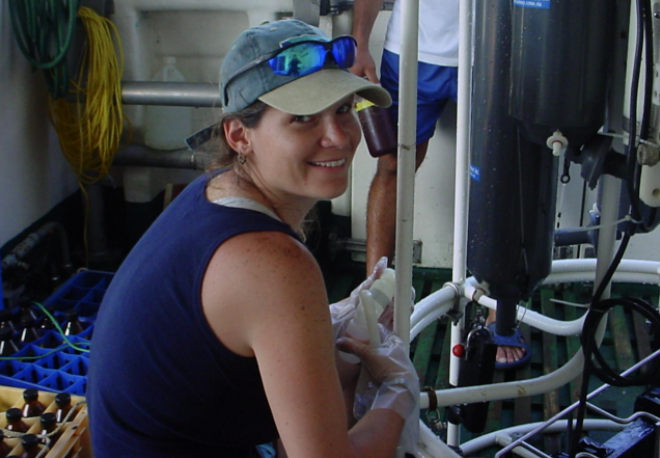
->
[87,18,420,458]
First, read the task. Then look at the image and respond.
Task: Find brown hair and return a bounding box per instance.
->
[206,101,268,172]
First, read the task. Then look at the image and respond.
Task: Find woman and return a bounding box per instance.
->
[87,19,418,457]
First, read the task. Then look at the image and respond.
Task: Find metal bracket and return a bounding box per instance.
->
[331,237,423,264]
[442,281,464,325]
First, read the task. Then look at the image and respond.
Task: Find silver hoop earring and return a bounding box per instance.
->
[238,153,246,165]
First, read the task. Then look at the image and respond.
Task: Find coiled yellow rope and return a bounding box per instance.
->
[47,6,131,265]
[47,6,127,187]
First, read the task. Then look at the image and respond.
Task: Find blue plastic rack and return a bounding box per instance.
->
[0,270,112,395]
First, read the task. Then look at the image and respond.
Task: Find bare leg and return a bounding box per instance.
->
[365,141,429,274]
[485,309,526,365]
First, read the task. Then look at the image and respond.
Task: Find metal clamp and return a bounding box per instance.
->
[422,386,445,434]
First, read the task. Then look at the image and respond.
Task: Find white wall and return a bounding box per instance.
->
[0,3,79,249]
[347,10,457,268]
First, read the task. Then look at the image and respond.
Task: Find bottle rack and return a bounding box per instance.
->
[0,270,112,395]
[0,385,90,457]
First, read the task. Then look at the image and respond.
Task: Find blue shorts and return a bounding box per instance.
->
[380,49,458,145]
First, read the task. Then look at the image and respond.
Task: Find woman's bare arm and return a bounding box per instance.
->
[202,231,405,458]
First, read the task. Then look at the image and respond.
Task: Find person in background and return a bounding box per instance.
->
[87,19,419,458]
[350,0,528,369]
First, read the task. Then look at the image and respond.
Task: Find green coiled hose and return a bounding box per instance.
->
[8,0,81,99]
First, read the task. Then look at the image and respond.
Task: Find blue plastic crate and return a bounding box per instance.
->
[0,270,112,395]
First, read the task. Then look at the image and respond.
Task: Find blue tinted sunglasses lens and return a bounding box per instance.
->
[268,36,356,77]
[331,37,356,68]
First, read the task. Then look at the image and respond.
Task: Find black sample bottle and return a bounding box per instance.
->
[55,392,73,423]
[19,434,41,458]
[0,309,16,333]
[40,412,61,444]
[21,388,46,418]
[19,316,40,345]
[0,328,18,357]
[5,408,28,433]
[18,299,37,322]
[63,309,87,336]
[0,430,12,457]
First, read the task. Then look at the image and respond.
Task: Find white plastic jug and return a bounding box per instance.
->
[144,57,193,150]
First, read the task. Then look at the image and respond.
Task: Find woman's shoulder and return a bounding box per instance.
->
[221,229,317,278]
[202,229,327,356]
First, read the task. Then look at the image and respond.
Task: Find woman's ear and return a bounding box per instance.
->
[224,118,251,154]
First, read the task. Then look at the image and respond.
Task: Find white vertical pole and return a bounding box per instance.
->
[447,0,473,448]
[394,0,419,351]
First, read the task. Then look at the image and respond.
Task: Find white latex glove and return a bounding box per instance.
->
[329,256,389,341]
[336,325,420,455]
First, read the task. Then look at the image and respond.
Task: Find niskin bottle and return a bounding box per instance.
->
[144,57,193,150]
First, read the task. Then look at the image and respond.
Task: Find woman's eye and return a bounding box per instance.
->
[337,103,353,114]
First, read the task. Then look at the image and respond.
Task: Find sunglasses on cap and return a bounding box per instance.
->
[222,35,357,107]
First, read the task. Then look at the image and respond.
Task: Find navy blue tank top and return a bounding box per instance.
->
[87,172,300,457]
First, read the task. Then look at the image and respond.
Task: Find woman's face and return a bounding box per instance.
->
[242,95,361,206]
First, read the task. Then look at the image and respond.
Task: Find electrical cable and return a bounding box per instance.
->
[0,301,90,362]
[8,0,80,99]
[570,2,656,455]
[624,0,656,234]
[33,301,90,353]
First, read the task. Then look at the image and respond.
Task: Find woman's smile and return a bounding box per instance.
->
[307,158,348,168]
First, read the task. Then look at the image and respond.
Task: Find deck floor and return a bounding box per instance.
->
[323,260,658,457]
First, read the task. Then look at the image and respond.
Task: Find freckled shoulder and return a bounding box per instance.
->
[202,229,330,357]
[230,230,318,273]
[205,229,327,312]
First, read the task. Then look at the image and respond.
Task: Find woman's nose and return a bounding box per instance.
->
[320,116,356,149]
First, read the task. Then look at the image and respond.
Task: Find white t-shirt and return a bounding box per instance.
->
[384,0,459,67]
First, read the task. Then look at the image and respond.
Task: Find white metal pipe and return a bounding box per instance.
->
[418,422,463,458]
[121,0,294,12]
[594,174,622,300]
[411,256,660,343]
[410,300,454,340]
[462,280,585,336]
[458,420,624,457]
[410,285,457,328]
[447,4,472,443]
[393,0,419,350]
[452,0,472,286]
[419,349,585,409]
[545,271,660,285]
[494,435,551,458]
[550,258,660,275]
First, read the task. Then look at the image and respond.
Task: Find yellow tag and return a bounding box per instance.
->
[355,99,376,111]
